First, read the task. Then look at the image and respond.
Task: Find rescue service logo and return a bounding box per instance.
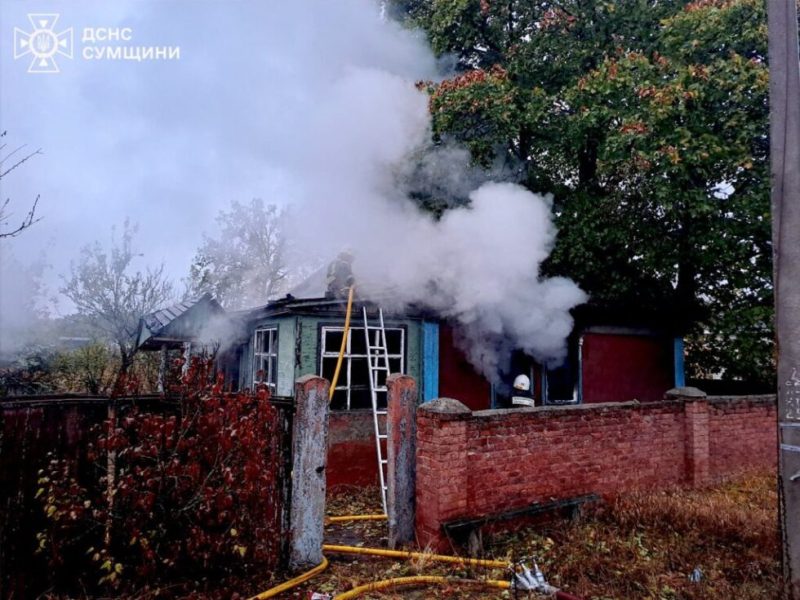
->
[12,14,180,73]
[14,14,73,74]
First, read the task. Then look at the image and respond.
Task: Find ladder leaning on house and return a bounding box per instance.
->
[362,306,391,514]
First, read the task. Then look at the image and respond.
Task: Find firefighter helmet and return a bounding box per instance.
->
[513,374,531,392]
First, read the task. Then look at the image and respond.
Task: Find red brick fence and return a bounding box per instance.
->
[414,394,777,549]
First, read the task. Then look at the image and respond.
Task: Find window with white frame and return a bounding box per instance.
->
[320,326,404,410]
[253,327,278,391]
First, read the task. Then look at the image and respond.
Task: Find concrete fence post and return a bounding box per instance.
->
[289,375,330,569]
[386,374,417,548]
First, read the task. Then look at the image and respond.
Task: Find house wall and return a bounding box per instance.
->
[277,318,297,397]
[293,314,423,489]
[437,328,677,409]
[292,315,422,385]
[438,323,492,411]
[581,332,675,403]
[327,410,379,489]
[237,317,296,397]
[415,395,777,550]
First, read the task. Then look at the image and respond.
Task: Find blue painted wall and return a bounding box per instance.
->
[422,321,439,402]
[673,337,686,387]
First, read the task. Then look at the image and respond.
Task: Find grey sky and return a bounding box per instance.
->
[0,0,431,299]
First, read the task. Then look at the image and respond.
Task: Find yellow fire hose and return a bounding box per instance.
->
[332,575,510,599]
[246,556,329,600]
[245,544,509,599]
[329,286,355,400]
[322,544,508,569]
[326,514,387,523]
[247,285,512,599]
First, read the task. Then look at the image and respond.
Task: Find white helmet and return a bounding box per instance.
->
[513,374,531,392]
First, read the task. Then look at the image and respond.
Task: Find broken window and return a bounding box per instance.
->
[320,326,404,410]
[543,339,581,404]
[253,327,278,391]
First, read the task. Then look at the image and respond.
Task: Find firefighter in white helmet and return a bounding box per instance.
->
[511,373,535,407]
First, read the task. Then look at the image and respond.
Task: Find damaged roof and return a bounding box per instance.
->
[243,257,428,321]
[136,293,225,350]
[283,265,328,300]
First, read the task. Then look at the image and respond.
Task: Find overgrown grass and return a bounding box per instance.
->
[266,472,781,599]
[489,470,780,599]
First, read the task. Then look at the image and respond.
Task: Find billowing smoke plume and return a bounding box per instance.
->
[273,7,587,383]
[0,0,585,382]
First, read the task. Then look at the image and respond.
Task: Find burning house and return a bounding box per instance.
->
[138,257,684,489]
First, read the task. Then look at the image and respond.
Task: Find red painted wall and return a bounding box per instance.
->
[581,332,674,403]
[438,324,492,411]
[327,410,379,489]
[416,396,777,550]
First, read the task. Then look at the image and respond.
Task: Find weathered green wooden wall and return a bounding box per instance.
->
[237,313,423,401]
[293,315,423,401]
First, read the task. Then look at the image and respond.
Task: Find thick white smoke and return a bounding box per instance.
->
[275,11,587,383]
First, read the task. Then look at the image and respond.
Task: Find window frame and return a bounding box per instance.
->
[252,326,279,391]
[542,335,583,405]
[319,324,405,411]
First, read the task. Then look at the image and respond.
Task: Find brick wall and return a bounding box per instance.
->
[415,395,777,549]
[708,396,777,477]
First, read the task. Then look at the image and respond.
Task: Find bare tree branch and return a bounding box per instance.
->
[60,220,174,386]
[186,198,291,310]
[0,146,42,178]
[0,194,42,238]
[0,131,43,238]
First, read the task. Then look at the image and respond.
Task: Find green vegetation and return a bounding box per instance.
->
[397,0,772,387]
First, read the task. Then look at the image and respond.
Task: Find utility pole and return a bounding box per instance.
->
[768,0,800,596]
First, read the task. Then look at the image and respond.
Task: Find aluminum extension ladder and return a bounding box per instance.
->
[363,306,390,514]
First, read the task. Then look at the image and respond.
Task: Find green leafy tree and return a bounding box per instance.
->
[53,343,117,395]
[400,0,772,386]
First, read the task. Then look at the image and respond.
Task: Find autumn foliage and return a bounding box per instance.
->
[35,358,287,597]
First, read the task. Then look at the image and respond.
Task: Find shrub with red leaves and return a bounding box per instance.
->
[36,357,287,597]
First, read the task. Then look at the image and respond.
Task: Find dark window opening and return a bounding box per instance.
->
[320,325,404,411]
[543,339,580,405]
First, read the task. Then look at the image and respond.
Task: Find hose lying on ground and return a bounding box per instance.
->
[244,545,507,599]
[326,514,387,523]
[331,574,586,600]
[332,575,510,599]
[245,556,329,600]
[246,546,584,599]
[322,543,508,569]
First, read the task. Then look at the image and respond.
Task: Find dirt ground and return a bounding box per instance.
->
[251,471,780,600]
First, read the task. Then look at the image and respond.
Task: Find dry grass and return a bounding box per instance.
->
[489,470,780,599]
[260,472,780,599]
